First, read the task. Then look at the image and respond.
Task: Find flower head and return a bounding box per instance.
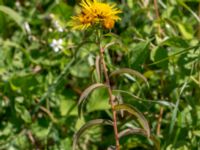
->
[70,0,121,30]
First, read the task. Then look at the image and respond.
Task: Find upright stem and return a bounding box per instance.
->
[99,45,120,150]
[198,2,200,39]
[153,0,162,37]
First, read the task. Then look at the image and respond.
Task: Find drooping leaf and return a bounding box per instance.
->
[113,89,175,108]
[119,128,160,150]
[114,104,150,137]
[72,119,113,150]
[110,68,149,87]
[118,128,147,138]
[0,5,24,32]
[78,83,107,116]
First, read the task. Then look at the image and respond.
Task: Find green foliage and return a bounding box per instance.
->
[0,0,200,150]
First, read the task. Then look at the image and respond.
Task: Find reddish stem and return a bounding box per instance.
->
[100,46,120,150]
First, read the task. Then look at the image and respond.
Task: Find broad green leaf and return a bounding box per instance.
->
[128,41,149,68]
[110,68,149,87]
[72,119,113,150]
[78,83,107,116]
[70,61,91,78]
[87,88,111,112]
[114,104,150,137]
[60,99,77,116]
[151,46,168,69]
[161,37,189,48]
[149,44,200,66]
[0,5,24,32]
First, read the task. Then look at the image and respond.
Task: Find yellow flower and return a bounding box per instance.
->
[70,0,121,30]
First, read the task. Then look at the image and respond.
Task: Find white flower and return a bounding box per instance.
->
[50,39,63,52]
[53,21,64,32]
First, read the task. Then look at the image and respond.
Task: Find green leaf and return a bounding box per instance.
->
[114,104,150,137]
[151,46,168,69]
[72,119,113,150]
[15,104,31,123]
[193,130,200,137]
[60,99,77,116]
[161,37,189,48]
[128,41,149,68]
[110,68,149,87]
[0,5,24,32]
[87,88,111,112]
[70,61,91,78]
[113,89,175,108]
[177,23,193,40]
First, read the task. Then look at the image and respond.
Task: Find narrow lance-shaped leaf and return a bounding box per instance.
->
[78,83,107,116]
[113,89,175,108]
[114,104,150,137]
[119,128,160,150]
[110,68,149,87]
[119,128,147,138]
[72,119,113,150]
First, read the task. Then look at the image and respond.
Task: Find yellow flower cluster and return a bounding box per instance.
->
[70,0,121,30]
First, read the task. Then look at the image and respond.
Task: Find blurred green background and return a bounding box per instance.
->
[0,0,200,149]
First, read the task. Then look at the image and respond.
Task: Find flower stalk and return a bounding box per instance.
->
[98,36,120,150]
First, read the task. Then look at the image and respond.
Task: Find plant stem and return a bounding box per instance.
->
[153,0,162,37]
[198,2,200,39]
[156,106,163,135]
[99,45,120,150]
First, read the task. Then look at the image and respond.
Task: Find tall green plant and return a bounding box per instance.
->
[70,0,156,149]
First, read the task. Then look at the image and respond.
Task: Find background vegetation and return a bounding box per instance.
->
[0,0,200,149]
